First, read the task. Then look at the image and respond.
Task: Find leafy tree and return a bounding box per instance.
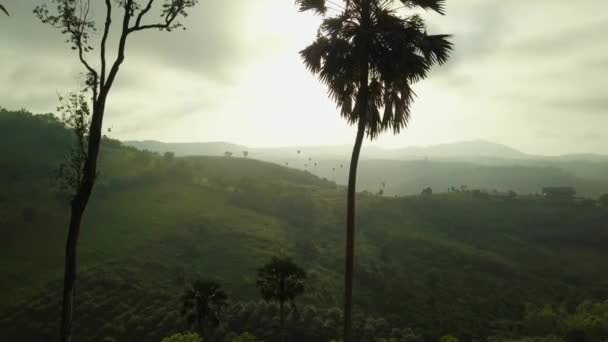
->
[54,93,91,195]
[440,335,460,342]
[421,187,433,196]
[294,0,452,340]
[256,256,307,342]
[164,151,176,161]
[34,1,198,340]
[161,332,202,342]
[181,279,228,340]
[243,151,249,158]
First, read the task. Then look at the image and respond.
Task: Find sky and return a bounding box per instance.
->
[1,0,607,155]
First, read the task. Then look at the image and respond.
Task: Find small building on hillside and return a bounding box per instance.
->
[542,187,576,200]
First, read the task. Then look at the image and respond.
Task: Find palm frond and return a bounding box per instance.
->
[419,34,453,65]
[0,4,8,16]
[400,0,446,15]
[297,0,451,139]
[300,37,330,74]
[295,0,327,15]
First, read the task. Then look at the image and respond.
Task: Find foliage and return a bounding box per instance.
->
[257,256,307,340]
[181,279,228,339]
[257,257,307,304]
[439,335,459,342]
[2,110,608,341]
[522,301,608,342]
[297,0,452,138]
[162,332,203,342]
[54,93,91,195]
[227,332,258,342]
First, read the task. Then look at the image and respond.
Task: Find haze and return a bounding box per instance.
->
[1,0,607,155]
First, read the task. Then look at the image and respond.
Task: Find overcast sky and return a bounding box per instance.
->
[1,0,607,155]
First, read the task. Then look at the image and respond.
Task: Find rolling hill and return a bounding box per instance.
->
[125,140,608,198]
[1,109,608,341]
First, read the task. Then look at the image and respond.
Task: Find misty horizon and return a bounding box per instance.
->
[2,0,607,155]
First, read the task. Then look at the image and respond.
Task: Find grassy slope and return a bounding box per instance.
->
[1,110,608,340]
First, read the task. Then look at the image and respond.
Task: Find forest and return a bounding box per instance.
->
[1,109,607,341]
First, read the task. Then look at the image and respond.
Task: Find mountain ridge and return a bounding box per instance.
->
[125,139,608,161]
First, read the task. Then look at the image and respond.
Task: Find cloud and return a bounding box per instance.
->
[1,0,608,154]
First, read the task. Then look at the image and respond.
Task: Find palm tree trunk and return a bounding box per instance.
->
[344,2,370,341]
[343,118,366,342]
[60,99,106,342]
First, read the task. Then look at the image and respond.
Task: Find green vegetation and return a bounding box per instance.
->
[181,279,228,340]
[257,256,307,341]
[162,333,203,342]
[1,109,608,341]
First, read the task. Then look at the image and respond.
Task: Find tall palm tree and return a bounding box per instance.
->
[181,279,228,340]
[0,4,8,16]
[256,256,307,342]
[294,1,452,341]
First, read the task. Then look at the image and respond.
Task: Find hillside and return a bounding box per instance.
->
[125,140,608,197]
[1,110,608,341]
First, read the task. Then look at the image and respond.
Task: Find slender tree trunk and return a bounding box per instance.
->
[342,118,366,342]
[280,300,285,342]
[60,204,84,342]
[60,99,106,342]
[343,2,370,341]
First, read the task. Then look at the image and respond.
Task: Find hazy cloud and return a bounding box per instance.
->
[1,0,607,155]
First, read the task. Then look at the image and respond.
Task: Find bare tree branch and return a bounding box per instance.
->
[134,0,155,28]
[100,0,112,88]
[103,0,132,95]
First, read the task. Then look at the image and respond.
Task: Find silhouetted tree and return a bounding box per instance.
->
[294,1,451,340]
[181,279,228,340]
[421,187,432,196]
[164,151,175,161]
[225,151,233,157]
[34,1,198,340]
[243,151,249,158]
[256,256,307,342]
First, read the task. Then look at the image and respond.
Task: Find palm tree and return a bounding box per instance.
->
[294,1,452,340]
[0,4,8,16]
[181,279,228,340]
[256,256,307,342]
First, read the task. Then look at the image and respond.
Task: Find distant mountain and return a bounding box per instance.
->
[125,140,247,157]
[391,140,529,160]
[124,139,608,197]
[124,139,529,160]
